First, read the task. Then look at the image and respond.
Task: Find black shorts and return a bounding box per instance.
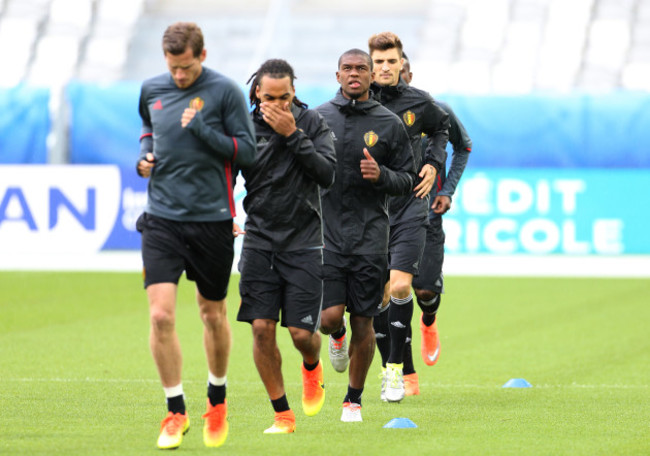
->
[237,248,323,332]
[388,221,427,276]
[322,251,388,318]
[412,215,445,293]
[136,212,234,301]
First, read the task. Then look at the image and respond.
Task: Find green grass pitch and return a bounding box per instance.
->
[1,271,648,455]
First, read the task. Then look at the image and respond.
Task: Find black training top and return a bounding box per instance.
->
[371,78,450,226]
[138,66,256,222]
[316,90,416,255]
[432,100,472,202]
[238,104,336,252]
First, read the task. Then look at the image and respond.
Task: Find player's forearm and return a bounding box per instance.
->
[439,148,470,197]
[287,129,337,189]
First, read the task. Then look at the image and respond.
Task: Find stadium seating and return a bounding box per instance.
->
[0,0,648,90]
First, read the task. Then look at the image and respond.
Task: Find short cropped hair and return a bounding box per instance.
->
[337,48,373,70]
[162,22,204,57]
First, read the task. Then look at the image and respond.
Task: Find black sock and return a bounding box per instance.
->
[373,307,390,367]
[402,325,416,375]
[208,383,226,406]
[331,324,346,340]
[344,386,363,405]
[271,395,290,413]
[303,360,319,371]
[419,294,440,326]
[387,295,414,364]
[167,394,186,414]
[422,312,437,326]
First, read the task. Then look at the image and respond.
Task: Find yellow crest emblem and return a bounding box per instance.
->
[403,110,416,127]
[189,97,205,111]
[364,131,379,148]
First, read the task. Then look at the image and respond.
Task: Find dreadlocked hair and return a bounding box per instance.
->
[247,59,308,113]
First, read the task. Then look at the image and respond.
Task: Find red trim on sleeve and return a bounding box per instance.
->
[140,133,153,141]
[231,137,238,162]
[224,160,236,218]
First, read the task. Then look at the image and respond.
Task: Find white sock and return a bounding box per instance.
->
[163,383,184,398]
[208,372,226,386]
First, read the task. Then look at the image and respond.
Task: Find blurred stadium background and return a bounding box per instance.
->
[3,0,650,91]
[1,0,649,273]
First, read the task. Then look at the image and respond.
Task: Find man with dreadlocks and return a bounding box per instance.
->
[235,59,336,434]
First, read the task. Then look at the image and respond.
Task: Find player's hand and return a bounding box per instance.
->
[414,164,437,198]
[260,102,297,137]
[432,195,452,214]
[137,152,155,178]
[181,108,197,128]
[360,148,381,182]
[233,222,246,237]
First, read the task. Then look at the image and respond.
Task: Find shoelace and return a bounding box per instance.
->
[276,416,295,426]
[387,370,403,388]
[202,406,225,430]
[345,403,361,412]
[274,412,295,428]
[162,414,185,434]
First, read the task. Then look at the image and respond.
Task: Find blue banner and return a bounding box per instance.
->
[102,166,148,249]
[66,81,142,168]
[0,86,50,164]
[443,168,649,254]
[440,92,650,168]
[64,83,650,169]
[2,166,647,255]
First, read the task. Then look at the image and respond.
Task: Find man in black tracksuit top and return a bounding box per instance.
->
[235,59,336,434]
[368,32,450,403]
[315,49,416,422]
[135,23,255,450]
[406,66,472,376]
[381,53,472,398]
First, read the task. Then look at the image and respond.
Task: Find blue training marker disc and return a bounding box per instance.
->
[502,378,533,388]
[383,417,418,428]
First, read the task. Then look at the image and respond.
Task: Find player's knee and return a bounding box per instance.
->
[416,291,440,315]
[390,280,411,299]
[198,297,227,325]
[319,307,344,334]
[319,317,339,334]
[414,288,436,302]
[252,320,275,344]
[289,327,313,349]
[150,308,175,332]
[390,282,411,299]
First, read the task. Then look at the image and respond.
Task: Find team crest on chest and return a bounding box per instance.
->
[403,110,416,127]
[364,131,379,147]
[189,97,205,111]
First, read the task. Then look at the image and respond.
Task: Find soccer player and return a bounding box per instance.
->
[404,53,472,381]
[367,32,450,402]
[316,49,416,422]
[236,59,336,434]
[135,22,255,449]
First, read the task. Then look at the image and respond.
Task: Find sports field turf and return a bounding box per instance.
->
[1,271,648,455]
